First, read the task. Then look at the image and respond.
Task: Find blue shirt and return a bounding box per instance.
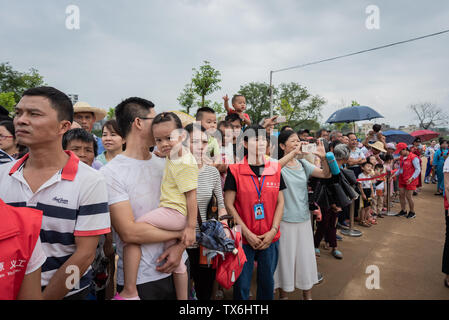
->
[95,135,105,155]
[434,148,449,168]
[281,159,316,223]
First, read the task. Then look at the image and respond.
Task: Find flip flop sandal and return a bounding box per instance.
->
[359,221,371,228]
[332,250,343,259]
[315,248,321,257]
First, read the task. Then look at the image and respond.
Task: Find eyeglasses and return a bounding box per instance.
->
[0,135,13,140]
[138,117,155,121]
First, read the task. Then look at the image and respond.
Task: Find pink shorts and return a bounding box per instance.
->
[137,207,187,274]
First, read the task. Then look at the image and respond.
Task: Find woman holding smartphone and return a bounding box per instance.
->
[274,130,331,300]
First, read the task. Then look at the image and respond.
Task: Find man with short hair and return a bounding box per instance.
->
[347,133,366,172]
[316,128,329,141]
[0,86,111,300]
[316,128,330,152]
[101,97,187,300]
[329,130,343,143]
[73,102,107,155]
[63,128,102,169]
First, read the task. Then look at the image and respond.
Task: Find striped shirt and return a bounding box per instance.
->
[195,165,225,238]
[0,151,111,297]
[0,149,13,165]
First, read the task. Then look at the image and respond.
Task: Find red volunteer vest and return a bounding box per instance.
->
[0,199,43,300]
[399,153,419,187]
[229,157,281,245]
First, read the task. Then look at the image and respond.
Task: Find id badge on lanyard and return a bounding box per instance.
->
[251,175,266,220]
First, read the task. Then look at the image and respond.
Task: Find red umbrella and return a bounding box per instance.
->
[410,129,440,142]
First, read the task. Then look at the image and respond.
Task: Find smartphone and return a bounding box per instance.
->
[302,143,316,153]
[275,116,286,124]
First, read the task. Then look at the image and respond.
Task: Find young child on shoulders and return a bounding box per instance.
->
[114,112,198,301]
[223,94,251,127]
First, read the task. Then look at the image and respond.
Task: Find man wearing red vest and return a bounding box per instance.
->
[394,142,421,219]
[0,199,46,299]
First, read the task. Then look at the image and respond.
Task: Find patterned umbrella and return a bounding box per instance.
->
[410,129,440,142]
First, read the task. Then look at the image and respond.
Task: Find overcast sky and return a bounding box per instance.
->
[1,0,448,127]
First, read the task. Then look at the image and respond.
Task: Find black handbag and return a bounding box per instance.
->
[339,172,359,200]
[206,193,218,221]
[341,168,358,186]
[331,183,352,208]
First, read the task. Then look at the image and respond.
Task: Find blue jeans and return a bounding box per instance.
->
[233,241,279,300]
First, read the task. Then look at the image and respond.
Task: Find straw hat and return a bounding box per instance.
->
[369,141,387,153]
[73,102,107,121]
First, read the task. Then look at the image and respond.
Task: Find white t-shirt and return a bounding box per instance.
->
[358,172,373,189]
[350,148,366,161]
[25,238,47,275]
[100,154,188,286]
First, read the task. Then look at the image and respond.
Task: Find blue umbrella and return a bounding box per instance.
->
[383,130,415,145]
[326,106,384,124]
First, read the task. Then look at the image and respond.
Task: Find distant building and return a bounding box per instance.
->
[398,124,419,133]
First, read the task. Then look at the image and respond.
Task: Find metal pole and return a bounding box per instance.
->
[269,70,273,118]
[385,170,397,216]
[340,200,362,237]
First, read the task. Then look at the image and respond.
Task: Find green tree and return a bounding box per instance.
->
[276,82,326,130]
[191,61,221,108]
[0,62,45,103]
[177,83,197,115]
[238,82,277,124]
[205,100,225,115]
[107,107,115,120]
[299,119,321,132]
[0,91,16,114]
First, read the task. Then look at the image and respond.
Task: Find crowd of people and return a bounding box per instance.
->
[0,86,448,300]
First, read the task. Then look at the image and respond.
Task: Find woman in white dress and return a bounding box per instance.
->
[274,130,331,300]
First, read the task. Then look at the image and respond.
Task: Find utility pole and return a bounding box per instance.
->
[269,70,273,118]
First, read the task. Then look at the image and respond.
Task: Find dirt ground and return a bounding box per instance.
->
[223,174,449,300]
[112,164,449,300]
